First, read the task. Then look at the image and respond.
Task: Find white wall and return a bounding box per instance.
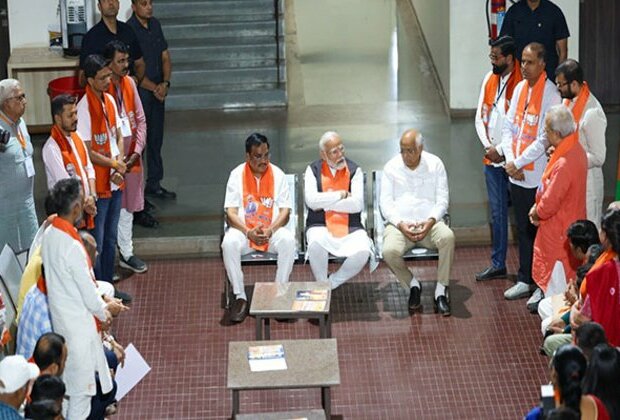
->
[410,0,450,99]
[8,0,134,51]
[449,0,580,109]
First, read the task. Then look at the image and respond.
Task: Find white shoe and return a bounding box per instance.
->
[504,282,535,300]
[526,288,544,313]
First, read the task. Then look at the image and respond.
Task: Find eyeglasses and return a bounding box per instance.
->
[7,94,26,102]
[326,145,345,158]
[400,147,418,155]
[250,152,270,161]
[556,81,570,89]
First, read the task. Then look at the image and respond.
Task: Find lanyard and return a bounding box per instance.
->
[114,83,125,116]
[493,73,512,109]
[0,113,26,149]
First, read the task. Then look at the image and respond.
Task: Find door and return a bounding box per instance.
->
[0,0,9,80]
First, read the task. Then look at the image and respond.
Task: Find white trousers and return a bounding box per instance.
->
[117,208,134,260]
[67,394,92,420]
[221,227,296,299]
[305,228,371,289]
[545,261,567,297]
[587,168,604,230]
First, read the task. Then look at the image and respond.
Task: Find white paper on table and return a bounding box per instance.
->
[114,343,151,401]
[249,357,288,372]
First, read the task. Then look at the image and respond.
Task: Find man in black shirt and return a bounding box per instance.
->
[499,0,569,80]
[127,0,176,200]
[80,0,145,85]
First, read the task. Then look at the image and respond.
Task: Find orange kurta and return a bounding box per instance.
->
[532,143,587,292]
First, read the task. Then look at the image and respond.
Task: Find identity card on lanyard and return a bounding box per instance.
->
[115,84,133,138]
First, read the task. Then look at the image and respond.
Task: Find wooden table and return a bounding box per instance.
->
[250,282,331,340]
[227,339,340,419]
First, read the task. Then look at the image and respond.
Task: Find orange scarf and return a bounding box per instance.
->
[50,125,95,229]
[0,112,26,149]
[481,63,523,164]
[242,163,275,251]
[51,215,101,332]
[565,82,591,125]
[512,73,546,171]
[580,249,618,298]
[86,85,118,198]
[107,76,141,173]
[321,161,350,238]
[536,131,579,203]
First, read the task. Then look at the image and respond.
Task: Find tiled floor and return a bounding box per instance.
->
[113,244,549,419]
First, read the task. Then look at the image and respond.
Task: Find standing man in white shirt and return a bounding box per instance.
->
[502,42,561,311]
[42,178,114,420]
[77,54,132,303]
[43,94,97,229]
[555,59,607,228]
[474,36,522,282]
[304,131,373,290]
[221,133,296,323]
[380,129,454,316]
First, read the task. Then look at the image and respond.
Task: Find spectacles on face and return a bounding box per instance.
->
[326,145,345,158]
[489,53,505,62]
[556,81,570,89]
[400,147,418,155]
[250,152,270,162]
[7,94,26,102]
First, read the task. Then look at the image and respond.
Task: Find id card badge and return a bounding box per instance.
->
[24,155,35,178]
[120,116,132,137]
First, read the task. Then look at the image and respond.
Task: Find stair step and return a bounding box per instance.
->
[174,59,283,71]
[171,66,283,87]
[166,86,287,110]
[164,20,282,41]
[160,13,276,25]
[168,35,280,48]
[170,43,283,62]
[156,0,276,19]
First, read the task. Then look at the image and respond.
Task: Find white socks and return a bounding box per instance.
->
[435,283,446,299]
[409,277,420,289]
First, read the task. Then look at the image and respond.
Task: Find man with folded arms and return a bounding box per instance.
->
[502,42,561,311]
[304,131,373,290]
[221,133,296,323]
[380,129,454,316]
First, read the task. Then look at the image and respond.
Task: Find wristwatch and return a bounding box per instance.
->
[163,80,171,88]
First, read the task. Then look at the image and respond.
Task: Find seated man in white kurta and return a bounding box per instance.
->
[380,129,455,316]
[221,133,296,323]
[41,178,113,420]
[304,131,373,290]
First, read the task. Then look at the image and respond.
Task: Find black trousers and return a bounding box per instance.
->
[510,183,538,285]
[139,87,166,191]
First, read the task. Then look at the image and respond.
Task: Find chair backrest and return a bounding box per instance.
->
[0,245,23,310]
[372,170,385,257]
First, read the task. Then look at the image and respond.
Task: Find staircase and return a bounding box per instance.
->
[156,0,286,110]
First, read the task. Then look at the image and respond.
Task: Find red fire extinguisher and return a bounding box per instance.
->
[486,0,506,42]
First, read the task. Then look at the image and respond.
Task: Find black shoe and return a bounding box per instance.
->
[114,288,133,304]
[144,199,156,212]
[230,298,248,323]
[434,295,451,316]
[475,266,507,281]
[408,286,421,310]
[133,211,159,228]
[119,255,148,274]
[146,186,176,200]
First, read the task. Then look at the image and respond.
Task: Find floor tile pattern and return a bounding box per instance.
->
[113,245,548,419]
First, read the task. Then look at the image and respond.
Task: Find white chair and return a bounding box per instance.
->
[0,244,25,311]
[222,174,301,309]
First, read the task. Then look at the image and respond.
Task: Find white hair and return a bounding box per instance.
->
[415,132,424,147]
[546,104,576,138]
[0,79,21,106]
[319,131,340,151]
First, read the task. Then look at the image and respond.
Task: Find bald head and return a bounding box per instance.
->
[399,129,424,169]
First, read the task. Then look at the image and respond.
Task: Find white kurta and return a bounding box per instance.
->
[566,92,607,227]
[303,165,373,258]
[475,71,512,165]
[502,79,562,189]
[41,224,112,398]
